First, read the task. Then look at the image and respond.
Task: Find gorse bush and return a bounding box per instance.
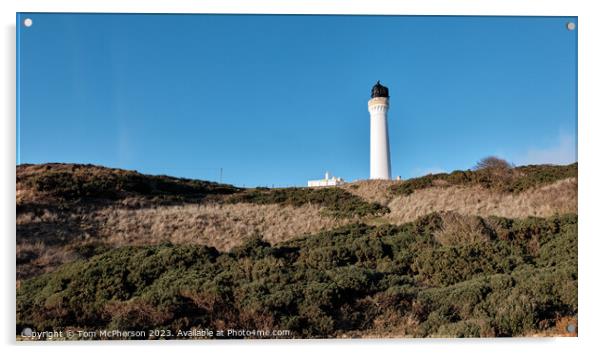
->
[226,187,390,218]
[17,212,577,338]
[390,162,577,196]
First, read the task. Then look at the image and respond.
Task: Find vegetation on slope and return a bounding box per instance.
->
[17,212,577,338]
[16,202,350,280]
[16,164,391,280]
[17,163,240,204]
[390,160,577,196]
[386,177,577,224]
[17,163,390,218]
[226,187,390,218]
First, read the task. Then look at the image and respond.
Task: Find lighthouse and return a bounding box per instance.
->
[368,81,391,180]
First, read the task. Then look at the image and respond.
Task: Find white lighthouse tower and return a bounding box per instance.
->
[368,81,391,180]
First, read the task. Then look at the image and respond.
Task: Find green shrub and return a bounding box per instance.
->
[226,187,390,218]
[23,164,240,202]
[17,213,577,338]
[390,162,577,196]
[412,241,524,287]
[435,320,491,338]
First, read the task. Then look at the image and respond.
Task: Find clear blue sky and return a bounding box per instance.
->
[17,14,577,187]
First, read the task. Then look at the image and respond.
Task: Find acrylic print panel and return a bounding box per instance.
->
[16,13,577,340]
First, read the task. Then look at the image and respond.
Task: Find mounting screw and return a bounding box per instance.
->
[566,22,576,31]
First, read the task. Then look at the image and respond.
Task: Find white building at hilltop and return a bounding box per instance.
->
[308,172,344,187]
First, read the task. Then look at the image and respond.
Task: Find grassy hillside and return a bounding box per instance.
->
[16,162,578,281]
[390,163,577,196]
[17,163,241,205]
[385,177,577,224]
[15,161,578,338]
[16,164,389,280]
[17,163,389,218]
[17,212,577,338]
[226,187,390,218]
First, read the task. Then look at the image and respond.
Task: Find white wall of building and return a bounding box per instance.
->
[307,172,345,187]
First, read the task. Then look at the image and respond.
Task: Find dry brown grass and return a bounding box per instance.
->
[96,202,349,250]
[433,212,493,246]
[385,177,577,225]
[16,241,80,279]
[16,201,351,278]
[341,179,403,206]
[16,201,348,251]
